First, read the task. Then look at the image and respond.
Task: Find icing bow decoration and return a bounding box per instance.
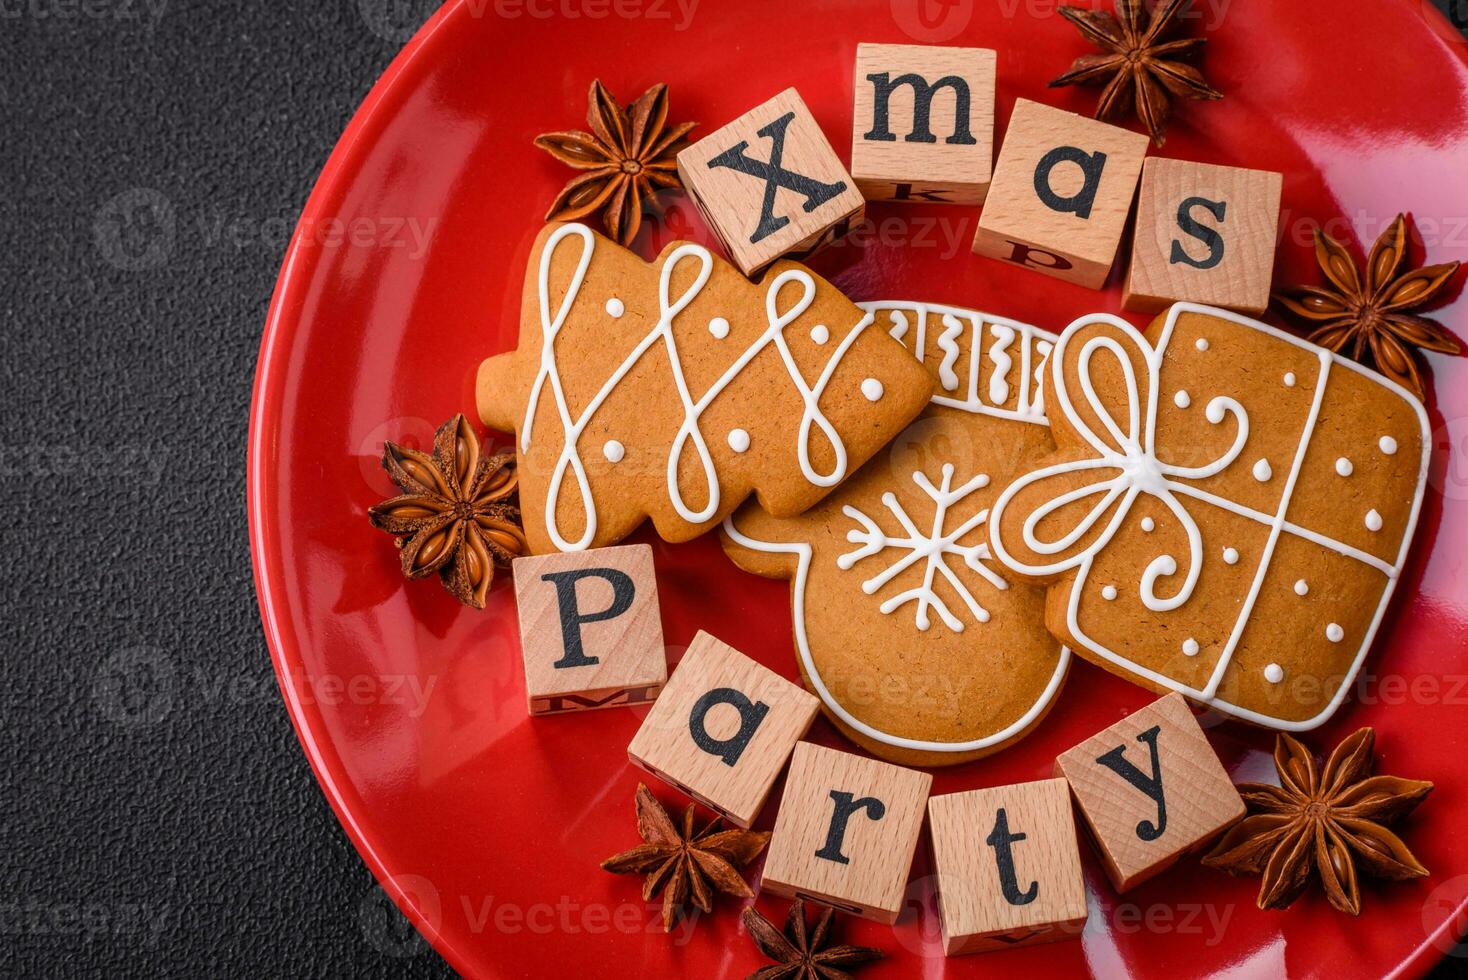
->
[990,316,1249,613]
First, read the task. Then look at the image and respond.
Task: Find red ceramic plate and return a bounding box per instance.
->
[249,1,1468,976]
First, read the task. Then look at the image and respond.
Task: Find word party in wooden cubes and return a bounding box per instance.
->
[1124,158,1284,314]
[928,779,1087,955]
[850,42,997,206]
[1055,693,1244,892]
[761,742,932,923]
[677,87,865,276]
[627,631,818,828]
[512,544,667,715]
[973,98,1149,288]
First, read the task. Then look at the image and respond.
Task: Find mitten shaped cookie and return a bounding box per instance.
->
[990,303,1430,731]
[478,223,933,553]
[722,302,1069,767]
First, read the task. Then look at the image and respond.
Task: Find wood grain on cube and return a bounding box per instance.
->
[1123,157,1283,314]
[973,98,1149,288]
[627,631,818,828]
[761,742,932,923]
[851,43,997,206]
[512,544,667,715]
[676,88,865,276]
[928,779,1087,955]
[1055,693,1244,892]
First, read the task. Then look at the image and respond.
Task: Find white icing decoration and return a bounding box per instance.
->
[1183,638,1200,657]
[885,310,908,344]
[1336,457,1354,477]
[1294,579,1309,596]
[837,464,1005,631]
[522,223,873,551]
[1141,516,1155,532]
[602,440,624,463]
[936,313,965,392]
[1284,372,1297,387]
[1252,458,1272,482]
[988,323,1016,404]
[1326,623,1345,643]
[1223,547,1240,565]
[861,378,884,402]
[809,323,829,345]
[1365,508,1383,532]
[1196,338,1210,351]
[988,302,1432,732]
[1379,436,1398,455]
[1264,663,1284,684]
[1102,584,1118,600]
[605,297,624,318]
[727,429,750,453]
[1174,390,1191,409]
[708,316,730,339]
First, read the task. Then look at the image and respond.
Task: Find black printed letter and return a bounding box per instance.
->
[688,688,769,767]
[1170,196,1228,270]
[706,111,850,244]
[541,567,635,669]
[1095,724,1168,841]
[985,807,1039,906]
[863,72,977,145]
[1033,146,1107,219]
[814,791,886,864]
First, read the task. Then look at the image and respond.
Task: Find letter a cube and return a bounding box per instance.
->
[851,42,997,205]
[677,88,866,276]
[512,545,667,715]
[973,98,1149,288]
[627,631,819,828]
[761,742,932,923]
[928,779,1087,954]
[1055,693,1244,891]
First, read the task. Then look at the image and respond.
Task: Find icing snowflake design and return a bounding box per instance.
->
[837,463,1009,632]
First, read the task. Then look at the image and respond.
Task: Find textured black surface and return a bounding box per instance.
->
[2,1,1467,977]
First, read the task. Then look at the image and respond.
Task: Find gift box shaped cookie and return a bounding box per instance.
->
[478,222,933,553]
[722,301,1070,766]
[990,303,1430,730]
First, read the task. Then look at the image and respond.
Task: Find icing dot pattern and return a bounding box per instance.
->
[727,428,750,453]
[605,297,624,318]
[1174,390,1191,409]
[1264,663,1285,684]
[1102,585,1118,601]
[861,378,884,402]
[1294,579,1309,596]
[1183,638,1200,657]
[602,440,625,463]
[1223,547,1240,565]
[1326,623,1345,643]
[1379,436,1398,455]
[809,324,829,345]
[1365,508,1383,532]
[1335,457,1354,477]
[708,317,730,340]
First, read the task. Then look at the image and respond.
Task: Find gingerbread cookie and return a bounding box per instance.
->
[721,301,1069,767]
[990,303,1430,731]
[477,222,934,553]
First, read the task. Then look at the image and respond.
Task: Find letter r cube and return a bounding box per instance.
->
[512,545,668,715]
[627,631,818,828]
[1055,693,1244,891]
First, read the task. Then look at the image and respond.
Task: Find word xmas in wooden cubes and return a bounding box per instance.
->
[677,88,866,275]
[973,99,1149,288]
[1056,694,1244,892]
[850,43,997,206]
[513,545,667,715]
[1124,158,1284,314]
[927,779,1087,954]
[761,742,932,923]
[627,631,818,828]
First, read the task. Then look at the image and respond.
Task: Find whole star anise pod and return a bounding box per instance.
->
[601,784,769,932]
[1274,214,1462,400]
[367,414,527,608]
[1049,0,1222,146]
[1203,728,1431,915]
[741,899,884,980]
[534,79,696,248]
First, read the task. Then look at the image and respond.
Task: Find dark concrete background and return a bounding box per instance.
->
[1,1,1466,976]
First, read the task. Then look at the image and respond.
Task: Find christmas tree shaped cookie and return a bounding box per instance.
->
[478,223,934,553]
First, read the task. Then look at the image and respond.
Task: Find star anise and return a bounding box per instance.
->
[1049,0,1223,146]
[741,899,884,980]
[367,414,527,609]
[600,783,769,932]
[534,79,696,248]
[1203,728,1431,915]
[1274,214,1462,400]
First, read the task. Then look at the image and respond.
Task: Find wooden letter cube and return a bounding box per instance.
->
[512,544,667,715]
[677,88,866,276]
[928,779,1087,955]
[627,631,818,827]
[1055,693,1244,891]
[851,42,997,206]
[761,742,932,923]
[972,98,1149,288]
[1123,157,1284,314]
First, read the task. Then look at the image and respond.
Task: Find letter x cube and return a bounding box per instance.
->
[677,88,865,276]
